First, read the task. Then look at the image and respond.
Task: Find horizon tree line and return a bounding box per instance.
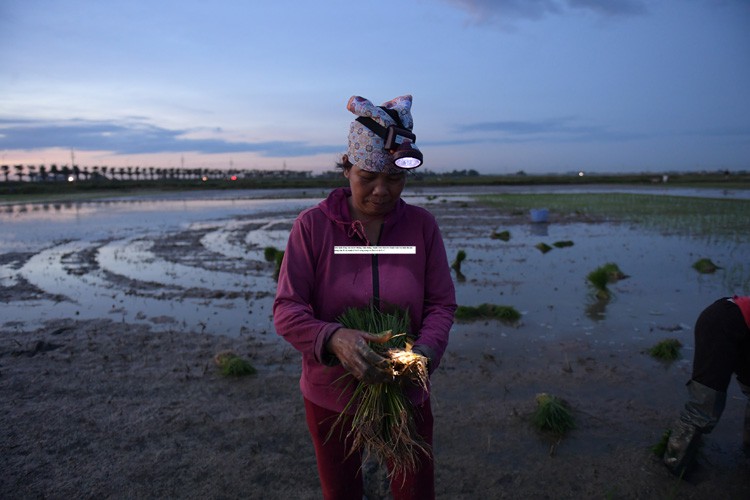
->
[0,164,315,183]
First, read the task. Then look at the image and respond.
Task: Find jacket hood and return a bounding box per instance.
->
[318,187,406,245]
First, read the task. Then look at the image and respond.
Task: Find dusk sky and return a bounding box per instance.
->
[1,0,748,175]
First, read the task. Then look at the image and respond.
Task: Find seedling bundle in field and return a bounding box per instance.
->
[264,246,285,281]
[454,303,521,323]
[586,262,627,300]
[692,258,721,274]
[490,229,511,241]
[648,338,682,361]
[213,350,256,377]
[451,249,466,272]
[531,393,575,438]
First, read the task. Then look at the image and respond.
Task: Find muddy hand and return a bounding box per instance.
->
[327,328,394,384]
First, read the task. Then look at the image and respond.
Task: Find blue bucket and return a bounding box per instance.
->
[529,208,549,223]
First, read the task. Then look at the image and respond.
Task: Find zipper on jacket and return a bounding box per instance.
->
[371,223,385,309]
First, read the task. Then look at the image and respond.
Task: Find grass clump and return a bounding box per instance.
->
[454,303,521,323]
[692,258,720,274]
[332,304,430,477]
[213,351,257,377]
[648,338,682,361]
[490,230,511,241]
[531,393,575,438]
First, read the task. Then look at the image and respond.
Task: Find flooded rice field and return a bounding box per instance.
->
[1,186,747,350]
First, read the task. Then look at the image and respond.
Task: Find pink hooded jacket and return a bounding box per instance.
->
[273,187,457,412]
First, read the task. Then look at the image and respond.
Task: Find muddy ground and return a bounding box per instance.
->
[3,317,749,499]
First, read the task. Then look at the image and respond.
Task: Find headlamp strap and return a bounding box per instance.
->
[355,106,408,141]
[380,107,405,129]
[355,116,388,140]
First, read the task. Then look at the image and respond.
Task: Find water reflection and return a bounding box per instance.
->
[1,188,748,345]
[585,297,611,321]
[527,223,549,237]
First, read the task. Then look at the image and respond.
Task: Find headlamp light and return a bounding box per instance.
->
[385,126,423,169]
[355,110,424,170]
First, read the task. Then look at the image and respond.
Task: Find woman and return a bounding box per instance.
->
[273,95,456,499]
[664,295,750,475]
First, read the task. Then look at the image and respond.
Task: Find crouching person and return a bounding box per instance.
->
[664,295,750,475]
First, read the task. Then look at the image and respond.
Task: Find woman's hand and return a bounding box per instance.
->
[327,328,394,385]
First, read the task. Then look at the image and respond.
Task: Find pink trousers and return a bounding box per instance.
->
[303,397,435,500]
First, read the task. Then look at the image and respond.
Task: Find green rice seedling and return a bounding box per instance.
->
[648,338,682,361]
[586,267,611,300]
[651,429,671,457]
[272,250,285,281]
[451,250,466,272]
[531,393,575,438]
[601,262,627,281]
[535,242,553,253]
[213,350,257,377]
[264,246,279,262]
[553,240,574,248]
[332,304,430,477]
[586,262,626,300]
[692,258,720,274]
[490,230,511,241]
[454,303,521,323]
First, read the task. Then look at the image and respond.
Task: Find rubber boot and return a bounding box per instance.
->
[739,382,750,457]
[663,380,726,476]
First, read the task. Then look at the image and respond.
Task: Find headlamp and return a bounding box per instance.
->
[356,110,424,169]
[384,126,423,169]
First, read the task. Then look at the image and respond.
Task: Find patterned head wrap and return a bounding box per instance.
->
[345,94,418,174]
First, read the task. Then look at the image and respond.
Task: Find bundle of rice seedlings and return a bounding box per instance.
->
[601,262,627,281]
[213,350,257,377]
[262,246,285,281]
[531,393,575,438]
[535,242,553,254]
[651,429,672,457]
[331,304,430,477]
[454,303,521,323]
[587,267,611,300]
[451,250,466,272]
[490,230,511,241]
[264,246,280,262]
[648,338,682,361]
[553,240,574,248]
[692,258,720,274]
[272,250,285,281]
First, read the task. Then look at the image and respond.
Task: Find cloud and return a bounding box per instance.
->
[0,118,340,158]
[566,0,647,17]
[442,0,647,24]
[454,117,642,142]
